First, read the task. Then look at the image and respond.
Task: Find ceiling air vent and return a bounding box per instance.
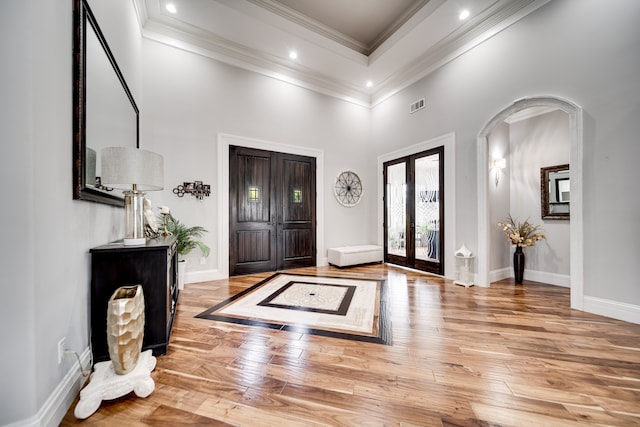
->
[409,98,425,114]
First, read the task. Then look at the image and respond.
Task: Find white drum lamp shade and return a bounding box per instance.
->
[101,147,164,245]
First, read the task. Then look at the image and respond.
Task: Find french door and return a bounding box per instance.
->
[229,146,316,276]
[383,147,444,275]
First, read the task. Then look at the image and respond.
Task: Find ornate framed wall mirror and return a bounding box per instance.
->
[72,0,139,206]
[541,164,570,220]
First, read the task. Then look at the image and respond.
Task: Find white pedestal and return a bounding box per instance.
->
[74,350,156,419]
[453,255,475,287]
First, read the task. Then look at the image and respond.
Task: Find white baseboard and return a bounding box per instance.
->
[584,296,640,324]
[523,269,570,287]
[489,267,512,283]
[491,268,638,324]
[185,268,224,284]
[6,347,92,427]
[489,267,570,287]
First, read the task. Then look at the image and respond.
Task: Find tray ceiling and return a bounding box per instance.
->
[133,0,550,106]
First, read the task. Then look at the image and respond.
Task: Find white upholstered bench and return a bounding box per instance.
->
[327,245,383,267]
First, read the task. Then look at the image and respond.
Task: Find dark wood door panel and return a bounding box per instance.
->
[281,229,313,259]
[236,230,273,263]
[281,157,313,223]
[230,146,277,275]
[232,230,276,275]
[230,146,316,276]
[279,153,316,271]
[237,153,273,223]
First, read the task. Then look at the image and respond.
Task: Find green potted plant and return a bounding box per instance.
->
[159,207,210,290]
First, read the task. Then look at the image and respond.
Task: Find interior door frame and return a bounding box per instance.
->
[383,147,445,274]
[476,96,583,311]
[377,133,456,277]
[218,133,325,279]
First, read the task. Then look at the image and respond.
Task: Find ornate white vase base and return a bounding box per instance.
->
[74,350,156,419]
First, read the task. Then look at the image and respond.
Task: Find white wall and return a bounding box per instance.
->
[2,0,640,424]
[1,2,37,423]
[488,122,511,272]
[488,111,571,283]
[509,110,570,279]
[0,0,141,425]
[140,38,374,275]
[373,0,640,308]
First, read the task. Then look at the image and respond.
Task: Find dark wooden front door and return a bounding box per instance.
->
[230,146,316,276]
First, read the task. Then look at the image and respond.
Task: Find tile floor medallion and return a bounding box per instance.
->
[196,273,391,344]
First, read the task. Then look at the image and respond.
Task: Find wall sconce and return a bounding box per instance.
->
[492,158,506,187]
[173,181,211,200]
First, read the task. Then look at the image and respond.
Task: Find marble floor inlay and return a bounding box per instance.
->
[196,273,392,345]
[257,281,356,315]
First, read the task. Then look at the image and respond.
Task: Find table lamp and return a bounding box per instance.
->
[101,147,164,245]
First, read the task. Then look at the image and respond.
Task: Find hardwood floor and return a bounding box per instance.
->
[61,264,640,426]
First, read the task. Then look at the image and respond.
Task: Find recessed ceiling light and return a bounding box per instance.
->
[166,3,177,14]
[289,51,298,60]
[366,81,373,88]
[459,10,470,20]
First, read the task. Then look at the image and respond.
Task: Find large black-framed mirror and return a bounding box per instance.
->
[73,0,139,206]
[541,164,570,220]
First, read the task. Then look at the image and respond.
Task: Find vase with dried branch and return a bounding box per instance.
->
[497,215,545,284]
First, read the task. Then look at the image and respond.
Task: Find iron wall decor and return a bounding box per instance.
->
[333,170,363,207]
[173,181,211,200]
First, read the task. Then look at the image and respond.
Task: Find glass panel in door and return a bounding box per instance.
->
[415,153,440,262]
[386,162,406,258]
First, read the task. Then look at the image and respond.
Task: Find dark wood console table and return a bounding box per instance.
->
[90,235,178,362]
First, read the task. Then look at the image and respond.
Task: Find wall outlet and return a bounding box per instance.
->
[200,257,206,265]
[57,337,66,364]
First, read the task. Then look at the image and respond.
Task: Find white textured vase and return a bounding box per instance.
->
[107,285,145,375]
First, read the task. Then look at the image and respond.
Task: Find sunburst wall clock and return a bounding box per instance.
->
[333,170,363,207]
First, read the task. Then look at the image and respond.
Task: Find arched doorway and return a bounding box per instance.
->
[476,96,584,310]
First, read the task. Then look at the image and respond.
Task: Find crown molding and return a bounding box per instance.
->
[244,0,369,55]
[366,0,432,55]
[134,0,551,108]
[370,0,551,106]
[140,17,372,106]
[132,0,149,29]
[244,0,432,56]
